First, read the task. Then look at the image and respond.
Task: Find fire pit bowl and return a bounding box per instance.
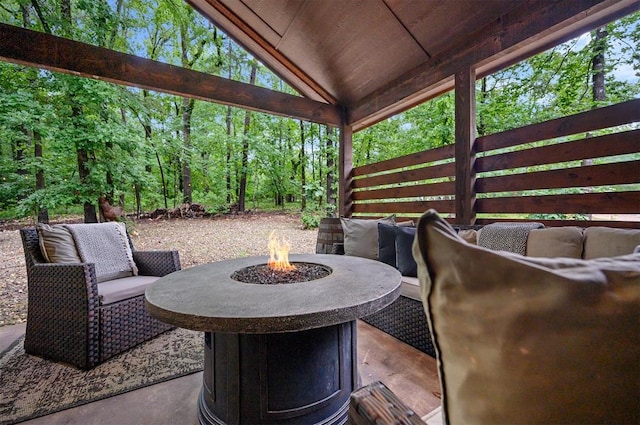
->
[145,254,401,425]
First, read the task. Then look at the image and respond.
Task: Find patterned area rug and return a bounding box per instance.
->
[0,328,203,425]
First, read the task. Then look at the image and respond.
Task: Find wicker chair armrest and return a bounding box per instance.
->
[28,263,99,328]
[349,381,425,425]
[29,262,98,296]
[133,250,181,276]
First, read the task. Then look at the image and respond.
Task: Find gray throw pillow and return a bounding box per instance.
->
[341,215,395,260]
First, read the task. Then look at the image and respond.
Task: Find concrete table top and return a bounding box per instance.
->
[145,254,401,333]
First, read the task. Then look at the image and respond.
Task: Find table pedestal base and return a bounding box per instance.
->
[198,321,357,425]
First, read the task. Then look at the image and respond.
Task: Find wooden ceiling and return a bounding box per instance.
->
[187,0,637,129]
[190,0,523,105]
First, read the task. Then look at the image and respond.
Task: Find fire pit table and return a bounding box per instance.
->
[145,253,401,425]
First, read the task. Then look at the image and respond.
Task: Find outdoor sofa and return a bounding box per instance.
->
[20,222,181,369]
[329,214,640,359]
[347,210,640,424]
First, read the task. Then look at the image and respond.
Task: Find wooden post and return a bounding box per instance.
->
[454,68,476,224]
[339,121,353,218]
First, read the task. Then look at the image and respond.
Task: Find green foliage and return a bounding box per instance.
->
[300,209,322,229]
[0,2,637,221]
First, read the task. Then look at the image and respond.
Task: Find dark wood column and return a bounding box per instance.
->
[454,68,476,225]
[339,122,353,218]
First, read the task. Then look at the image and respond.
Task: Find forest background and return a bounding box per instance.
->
[0,1,638,227]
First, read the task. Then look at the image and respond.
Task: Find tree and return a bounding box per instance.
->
[237,62,257,212]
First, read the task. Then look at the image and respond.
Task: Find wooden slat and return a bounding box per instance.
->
[353,144,454,177]
[351,181,455,201]
[476,191,640,214]
[0,23,343,126]
[352,200,455,215]
[476,99,640,153]
[353,162,455,189]
[476,129,639,172]
[476,161,640,193]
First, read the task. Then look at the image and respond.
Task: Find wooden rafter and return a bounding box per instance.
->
[0,23,343,127]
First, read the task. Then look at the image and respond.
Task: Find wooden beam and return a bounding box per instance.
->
[348,0,636,129]
[0,23,342,127]
[339,122,354,218]
[454,68,476,225]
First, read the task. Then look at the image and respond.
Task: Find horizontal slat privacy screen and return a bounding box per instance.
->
[350,98,639,228]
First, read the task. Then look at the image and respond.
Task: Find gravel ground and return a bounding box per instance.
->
[0,212,318,327]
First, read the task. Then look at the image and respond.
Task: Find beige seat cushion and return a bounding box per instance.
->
[341,215,395,260]
[413,209,640,425]
[98,275,160,305]
[526,226,584,258]
[583,226,640,259]
[399,276,421,301]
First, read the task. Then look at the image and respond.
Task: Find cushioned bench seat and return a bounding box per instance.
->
[98,275,160,305]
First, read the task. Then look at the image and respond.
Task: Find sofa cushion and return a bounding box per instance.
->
[583,226,640,259]
[98,275,160,305]
[526,226,583,258]
[377,222,398,267]
[377,221,416,268]
[341,215,395,260]
[395,226,417,277]
[37,224,82,263]
[399,276,420,301]
[413,209,640,425]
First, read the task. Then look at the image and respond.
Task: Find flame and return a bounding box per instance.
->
[267,230,296,272]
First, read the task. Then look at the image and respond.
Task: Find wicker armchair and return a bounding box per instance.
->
[20,227,181,369]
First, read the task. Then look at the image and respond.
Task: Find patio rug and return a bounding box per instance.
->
[0,328,203,425]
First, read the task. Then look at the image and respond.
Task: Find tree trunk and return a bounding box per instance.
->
[34,131,49,223]
[226,105,233,205]
[77,146,97,223]
[325,125,336,215]
[238,63,257,212]
[592,26,607,104]
[181,97,194,204]
[299,120,307,210]
[225,39,233,205]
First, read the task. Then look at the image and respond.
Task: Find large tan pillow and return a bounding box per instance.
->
[341,215,395,260]
[413,209,640,425]
[583,226,640,259]
[526,226,583,258]
[37,224,81,263]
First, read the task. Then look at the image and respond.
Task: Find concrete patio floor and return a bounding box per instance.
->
[1,321,442,425]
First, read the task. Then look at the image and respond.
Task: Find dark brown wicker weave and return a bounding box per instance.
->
[349,381,426,425]
[20,227,181,369]
[328,241,436,358]
[361,296,436,358]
